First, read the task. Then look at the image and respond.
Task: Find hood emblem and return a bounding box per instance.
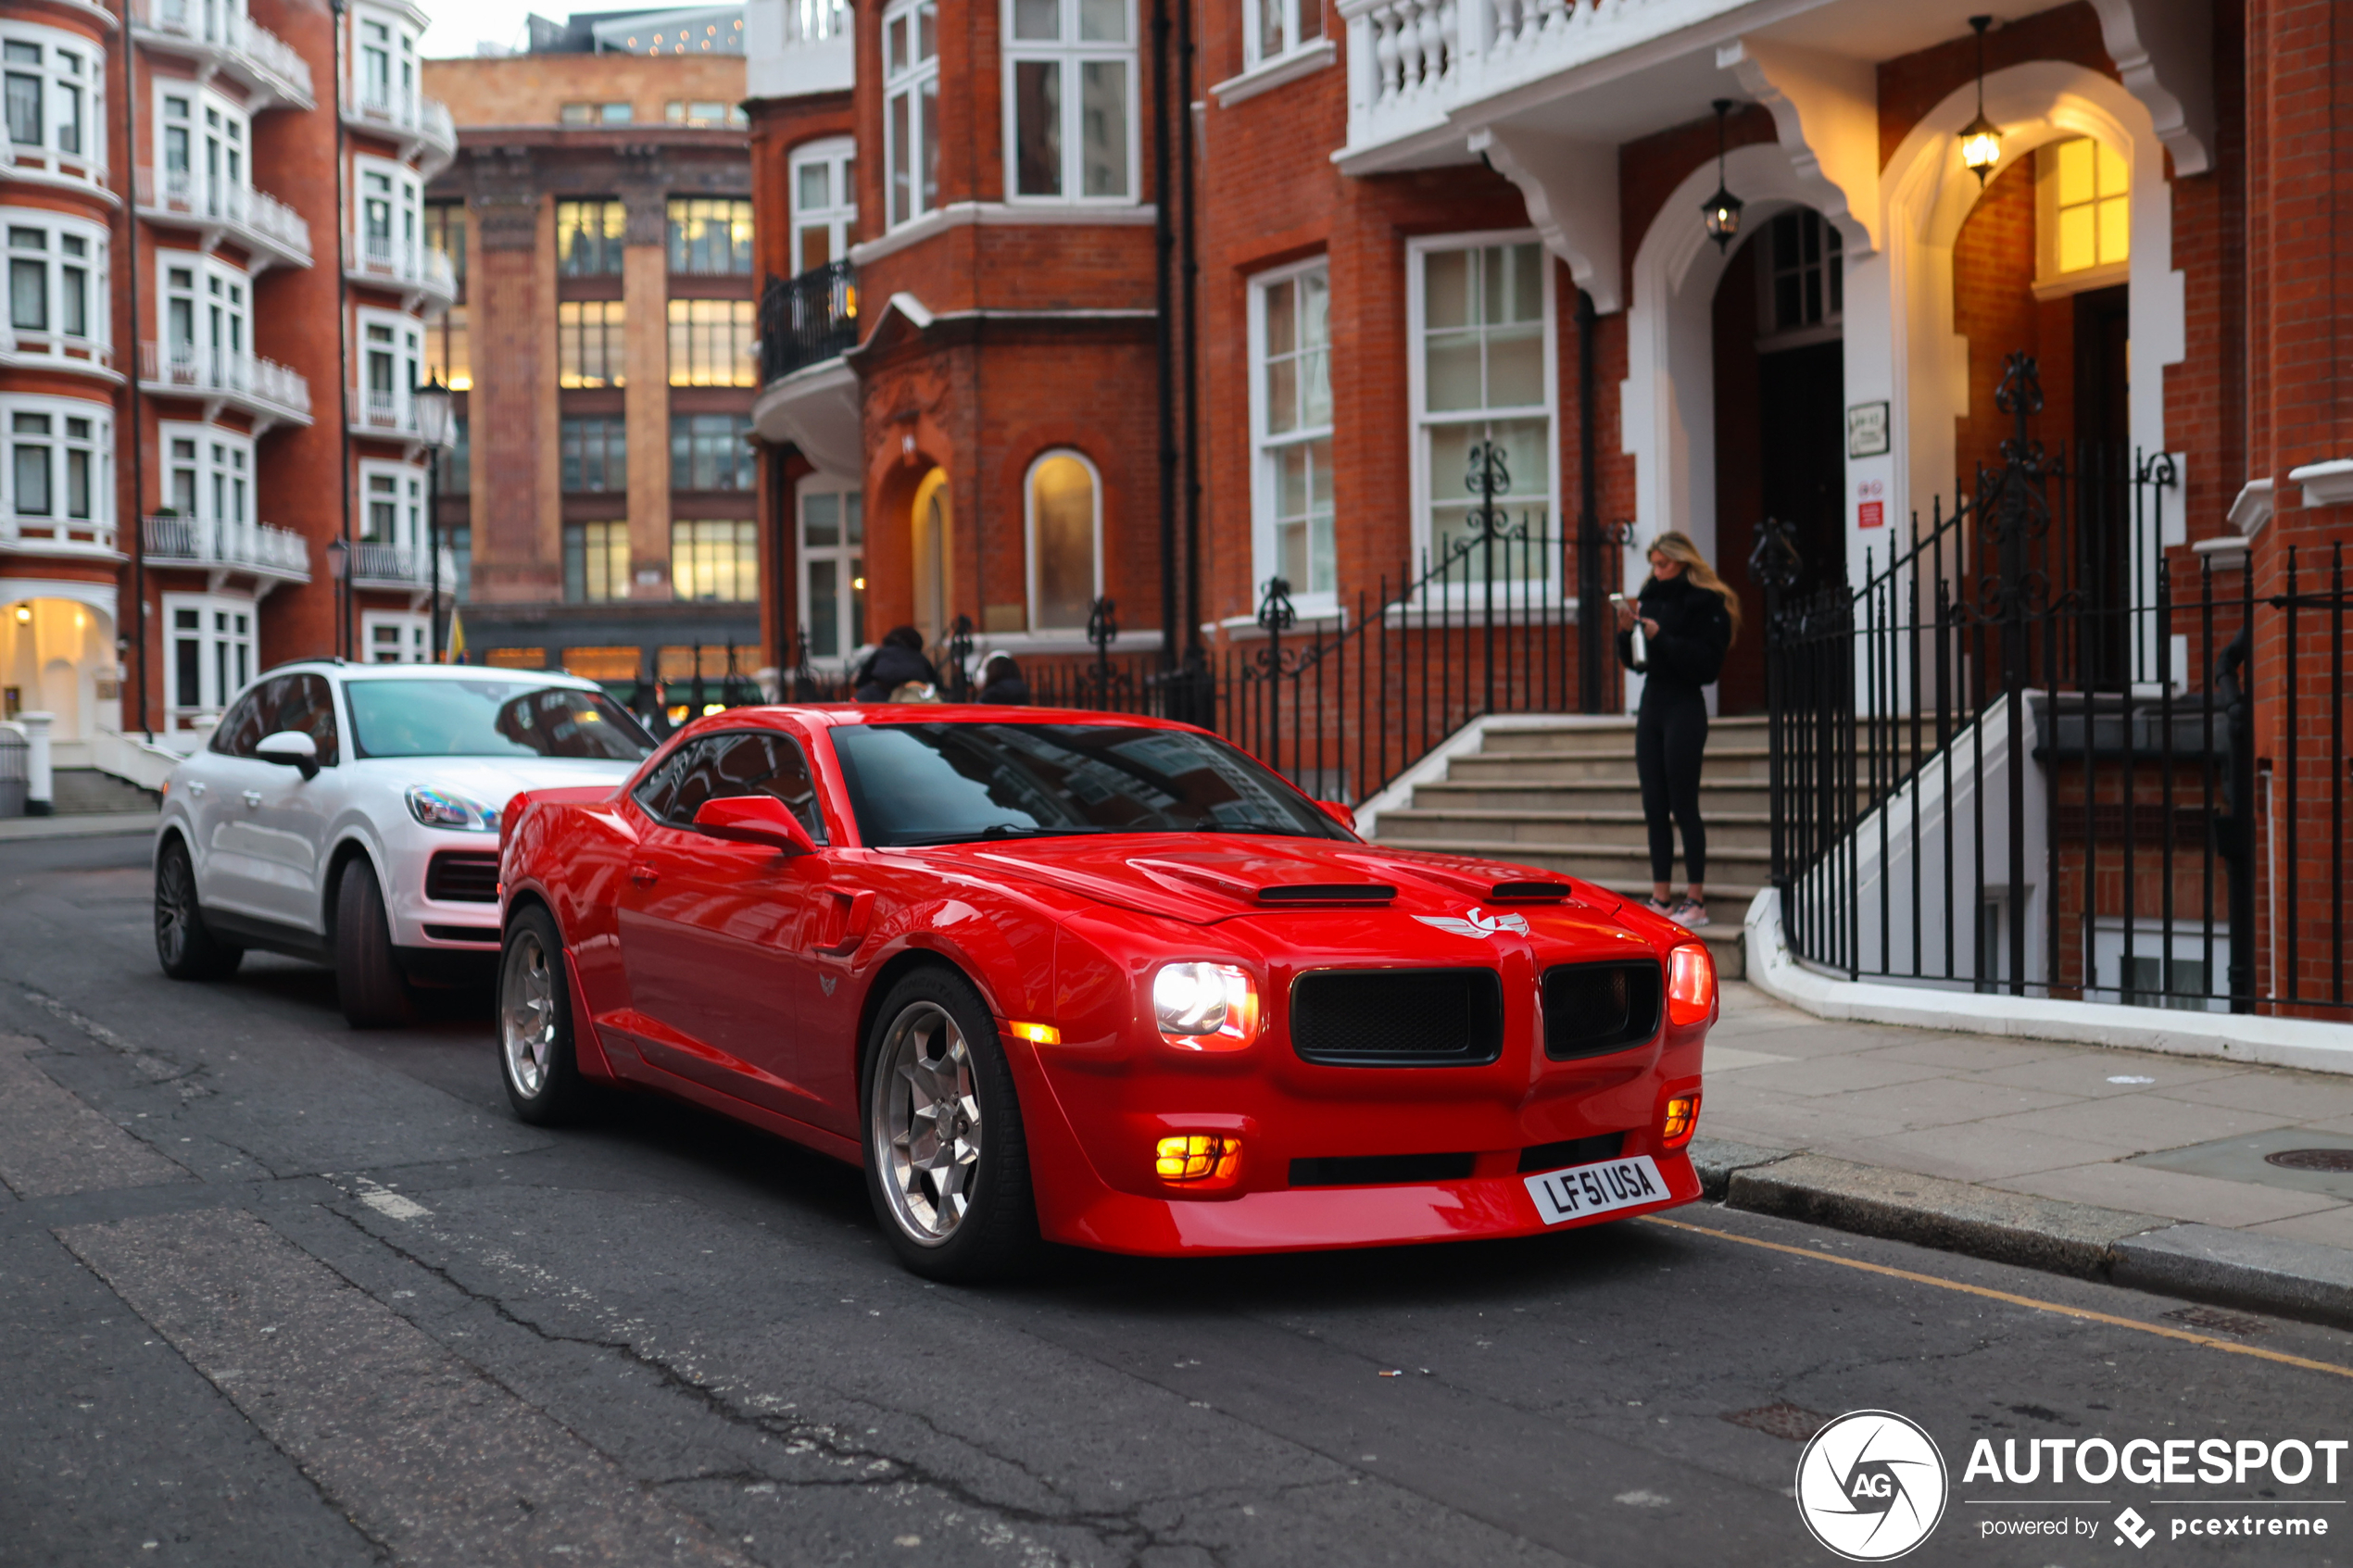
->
[1414,908,1529,939]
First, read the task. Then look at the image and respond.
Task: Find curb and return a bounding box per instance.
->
[0,812,160,843]
[1686,1135,2353,1334]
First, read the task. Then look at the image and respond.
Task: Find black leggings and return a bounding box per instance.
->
[1636,686,1708,887]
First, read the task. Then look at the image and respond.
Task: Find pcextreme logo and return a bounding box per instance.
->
[1796,1411,1951,1562]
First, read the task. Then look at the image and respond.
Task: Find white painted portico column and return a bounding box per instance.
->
[19,711,55,817]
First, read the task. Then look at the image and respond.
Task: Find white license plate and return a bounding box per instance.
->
[1524,1155,1667,1225]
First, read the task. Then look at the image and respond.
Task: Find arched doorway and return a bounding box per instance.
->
[908,467,953,646]
[1714,207,1846,715]
[1,594,119,743]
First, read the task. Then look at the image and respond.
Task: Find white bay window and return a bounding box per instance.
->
[1005,0,1135,202]
[882,0,939,228]
[1248,258,1333,602]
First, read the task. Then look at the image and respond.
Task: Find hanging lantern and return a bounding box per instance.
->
[1700,99,1743,251]
[1957,16,2001,184]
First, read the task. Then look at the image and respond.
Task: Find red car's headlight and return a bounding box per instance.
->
[1666,942,1716,1026]
[1151,962,1259,1050]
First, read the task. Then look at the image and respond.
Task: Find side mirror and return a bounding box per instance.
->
[1316,799,1357,834]
[693,794,818,855]
[257,729,321,780]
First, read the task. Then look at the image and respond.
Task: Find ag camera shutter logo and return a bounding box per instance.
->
[1795,1410,1949,1561]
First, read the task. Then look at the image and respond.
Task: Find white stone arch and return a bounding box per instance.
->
[1880,60,2184,545]
[1621,139,1842,575]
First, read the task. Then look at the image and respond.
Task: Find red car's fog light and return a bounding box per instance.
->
[1152,962,1260,1050]
[1155,1134,1242,1184]
[1660,1094,1701,1148]
[1666,942,1716,1026]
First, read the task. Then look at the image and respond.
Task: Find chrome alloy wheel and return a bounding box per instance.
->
[875,1000,984,1244]
[501,928,559,1098]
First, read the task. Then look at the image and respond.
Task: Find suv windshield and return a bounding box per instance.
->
[829,721,1349,847]
[346,679,657,761]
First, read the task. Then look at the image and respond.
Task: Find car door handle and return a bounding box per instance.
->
[242,790,263,809]
[630,863,659,887]
[185,782,207,798]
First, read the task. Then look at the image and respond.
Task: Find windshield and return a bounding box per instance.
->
[346,679,657,761]
[829,721,1350,847]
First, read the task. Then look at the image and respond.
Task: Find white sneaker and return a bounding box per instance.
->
[1667,897,1711,929]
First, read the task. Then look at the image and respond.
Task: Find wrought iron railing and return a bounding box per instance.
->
[759,261,859,383]
[1763,352,2348,1019]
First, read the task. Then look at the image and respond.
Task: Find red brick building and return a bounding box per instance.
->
[1,0,453,771]
[742,0,2347,1011]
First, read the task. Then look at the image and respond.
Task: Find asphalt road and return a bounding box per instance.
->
[3,831,2348,1568]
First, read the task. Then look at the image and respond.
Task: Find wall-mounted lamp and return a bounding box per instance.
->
[1700,99,1743,251]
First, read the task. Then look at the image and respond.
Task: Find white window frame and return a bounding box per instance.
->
[788,135,858,273]
[154,248,250,382]
[157,420,254,549]
[1404,230,1559,604]
[149,79,249,223]
[3,206,108,365]
[881,0,940,230]
[354,304,422,432]
[357,456,422,552]
[362,609,431,664]
[1,23,106,187]
[1240,0,1324,71]
[2033,135,2133,297]
[1001,0,1139,207]
[796,477,865,665]
[2086,916,2227,1014]
[162,590,256,731]
[349,6,421,125]
[1246,256,1335,612]
[351,152,422,283]
[3,392,112,534]
[1023,448,1104,632]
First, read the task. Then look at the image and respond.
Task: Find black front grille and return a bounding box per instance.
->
[1541,961,1662,1060]
[425,850,500,903]
[1517,1132,1625,1173]
[1290,1152,1477,1187]
[1289,968,1504,1067]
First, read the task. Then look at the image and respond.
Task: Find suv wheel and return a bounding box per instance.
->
[334,857,415,1029]
[154,838,243,981]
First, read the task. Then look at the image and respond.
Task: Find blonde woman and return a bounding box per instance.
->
[1614,532,1742,927]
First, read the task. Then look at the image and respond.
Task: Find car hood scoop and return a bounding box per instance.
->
[950,836,1617,927]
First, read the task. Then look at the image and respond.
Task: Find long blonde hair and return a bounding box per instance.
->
[1644,531,1743,643]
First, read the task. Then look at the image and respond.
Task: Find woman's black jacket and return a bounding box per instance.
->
[1616,573,1732,694]
[853,643,942,702]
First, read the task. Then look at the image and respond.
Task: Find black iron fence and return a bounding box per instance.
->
[758,259,859,384]
[1763,353,2350,1019]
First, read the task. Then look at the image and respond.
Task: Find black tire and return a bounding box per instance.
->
[497,904,590,1124]
[154,836,243,981]
[333,857,415,1029]
[862,967,1039,1283]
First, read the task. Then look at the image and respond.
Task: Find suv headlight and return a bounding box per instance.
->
[406,785,500,833]
[1151,961,1259,1050]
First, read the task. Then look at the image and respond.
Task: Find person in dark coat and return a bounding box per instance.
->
[977,652,1031,706]
[853,625,942,703]
[1615,530,1739,929]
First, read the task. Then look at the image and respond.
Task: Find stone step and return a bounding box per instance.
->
[1405,779,1778,814]
[1479,716,1768,755]
[1450,747,1776,783]
[1377,807,1773,851]
[1374,833,1770,892]
[49,768,159,816]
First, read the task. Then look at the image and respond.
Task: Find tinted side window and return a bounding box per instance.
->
[210,684,276,758]
[273,674,341,767]
[706,732,826,843]
[630,737,707,823]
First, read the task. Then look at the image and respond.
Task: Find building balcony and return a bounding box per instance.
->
[348,385,424,445]
[746,0,855,100]
[346,236,458,309]
[1,512,120,561]
[0,123,109,196]
[139,343,313,434]
[127,0,317,112]
[134,167,313,273]
[349,539,459,594]
[0,327,120,383]
[343,90,458,174]
[143,514,311,586]
[751,259,861,477]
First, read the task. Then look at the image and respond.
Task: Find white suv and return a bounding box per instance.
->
[153,661,658,1026]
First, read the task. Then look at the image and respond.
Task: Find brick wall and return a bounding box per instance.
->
[425,54,745,129]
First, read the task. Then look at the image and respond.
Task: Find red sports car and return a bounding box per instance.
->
[497,706,1713,1279]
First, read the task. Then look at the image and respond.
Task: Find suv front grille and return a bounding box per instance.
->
[1541,961,1662,1059]
[1289,967,1504,1067]
[424,850,500,903]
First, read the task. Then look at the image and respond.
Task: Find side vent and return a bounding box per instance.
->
[1490,880,1575,902]
[1541,961,1663,1060]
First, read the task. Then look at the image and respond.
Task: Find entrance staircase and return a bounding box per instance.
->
[51,768,160,815]
[1369,716,1768,977]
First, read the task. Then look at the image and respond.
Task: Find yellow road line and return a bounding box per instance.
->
[1642,1214,2353,1382]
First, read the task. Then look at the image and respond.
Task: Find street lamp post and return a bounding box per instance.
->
[411,377,454,661]
[327,536,351,660]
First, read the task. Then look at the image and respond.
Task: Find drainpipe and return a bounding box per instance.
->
[1576,289,1603,712]
[122,24,150,734]
[1176,0,1201,671]
[331,0,355,659]
[1150,0,1176,671]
